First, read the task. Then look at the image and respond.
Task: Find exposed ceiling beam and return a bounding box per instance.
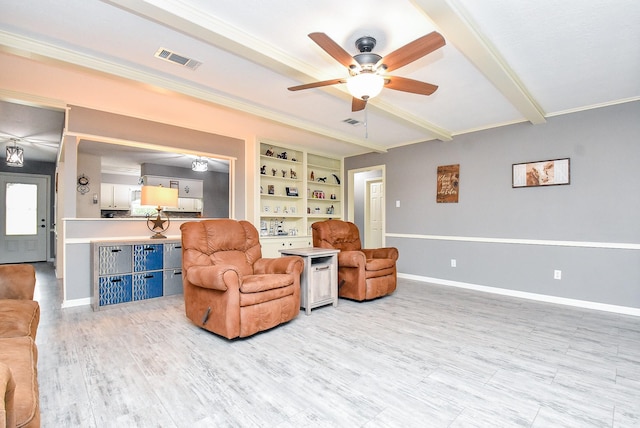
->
[102,0,452,142]
[412,0,546,124]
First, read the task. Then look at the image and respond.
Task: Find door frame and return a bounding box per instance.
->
[0,171,51,262]
[347,164,386,247]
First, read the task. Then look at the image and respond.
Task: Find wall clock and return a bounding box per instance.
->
[77,174,90,194]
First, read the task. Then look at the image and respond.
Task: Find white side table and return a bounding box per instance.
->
[279,247,339,315]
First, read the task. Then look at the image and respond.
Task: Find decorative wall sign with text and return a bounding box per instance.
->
[437,164,460,203]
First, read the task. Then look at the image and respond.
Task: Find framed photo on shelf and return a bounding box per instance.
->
[286,187,298,196]
[267,185,275,195]
[512,158,570,188]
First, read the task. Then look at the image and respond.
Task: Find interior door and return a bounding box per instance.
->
[0,172,48,263]
[365,179,384,248]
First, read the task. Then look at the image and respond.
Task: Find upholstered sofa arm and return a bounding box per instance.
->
[0,264,36,300]
[1,361,16,428]
[186,265,241,291]
[362,247,399,261]
[254,256,303,275]
[337,250,366,268]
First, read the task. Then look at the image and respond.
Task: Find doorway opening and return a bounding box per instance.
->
[347,165,385,248]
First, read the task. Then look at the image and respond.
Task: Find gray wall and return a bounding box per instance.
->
[345,101,640,309]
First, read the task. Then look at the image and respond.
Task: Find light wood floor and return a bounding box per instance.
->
[32,262,639,427]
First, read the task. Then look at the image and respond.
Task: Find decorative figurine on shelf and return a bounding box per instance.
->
[271,168,277,176]
[332,174,341,185]
[290,169,297,179]
[281,169,287,178]
[277,151,288,159]
[265,147,274,157]
[260,165,266,175]
[317,177,327,183]
[291,157,297,162]
[310,171,314,181]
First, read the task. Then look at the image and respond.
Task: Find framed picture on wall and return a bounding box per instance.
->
[512,158,570,188]
[436,164,460,203]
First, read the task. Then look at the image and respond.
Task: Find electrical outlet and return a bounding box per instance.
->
[451,259,457,268]
[554,270,562,280]
[395,200,400,208]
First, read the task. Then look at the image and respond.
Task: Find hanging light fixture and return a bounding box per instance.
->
[6,139,24,167]
[192,157,208,172]
[346,72,385,101]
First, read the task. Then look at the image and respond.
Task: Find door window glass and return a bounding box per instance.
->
[6,182,37,235]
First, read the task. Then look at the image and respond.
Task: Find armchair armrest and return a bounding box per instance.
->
[362,247,399,261]
[337,250,366,268]
[185,265,241,291]
[254,256,303,275]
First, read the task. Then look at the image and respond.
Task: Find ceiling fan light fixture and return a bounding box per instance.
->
[192,157,208,172]
[6,139,24,167]
[347,73,384,101]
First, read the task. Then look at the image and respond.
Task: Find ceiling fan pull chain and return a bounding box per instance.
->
[365,105,369,139]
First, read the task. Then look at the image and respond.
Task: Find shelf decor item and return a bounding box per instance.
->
[512,158,570,188]
[286,187,298,196]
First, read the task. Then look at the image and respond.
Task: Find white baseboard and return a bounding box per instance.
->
[61,298,92,309]
[398,273,640,317]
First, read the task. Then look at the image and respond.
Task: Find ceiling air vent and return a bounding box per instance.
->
[154,48,202,70]
[342,118,363,126]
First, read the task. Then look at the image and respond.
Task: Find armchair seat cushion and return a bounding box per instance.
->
[0,300,40,339]
[240,284,296,307]
[365,258,396,272]
[240,274,294,294]
[365,266,396,280]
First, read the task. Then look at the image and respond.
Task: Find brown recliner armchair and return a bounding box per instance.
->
[180,219,304,339]
[312,219,398,301]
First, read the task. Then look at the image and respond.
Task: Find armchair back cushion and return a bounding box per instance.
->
[0,264,36,300]
[312,219,398,301]
[181,219,303,339]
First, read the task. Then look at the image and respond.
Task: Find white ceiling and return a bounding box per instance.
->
[0,0,638,162]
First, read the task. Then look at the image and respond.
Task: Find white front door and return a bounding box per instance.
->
[0,172,48,263]
[365,179,384,248]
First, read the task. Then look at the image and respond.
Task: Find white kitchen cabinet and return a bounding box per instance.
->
[100,183,133,210]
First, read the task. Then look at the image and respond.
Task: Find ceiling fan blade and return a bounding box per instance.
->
[352,97,367,112]
[288,78,345,91]
[308,32,358,69]
[377,31,446,72]
[384,76,439,95]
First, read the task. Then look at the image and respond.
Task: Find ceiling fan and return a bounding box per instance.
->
[288,31,446,111]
